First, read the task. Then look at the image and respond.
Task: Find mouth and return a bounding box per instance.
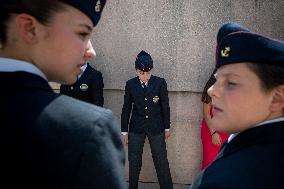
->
[211,104,223,115]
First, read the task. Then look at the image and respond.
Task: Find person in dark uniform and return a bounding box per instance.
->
[0,1,126,189]
[121,50,173,189]
[60,62,104,106]
[60,41,104,107]
[191,22,284,189]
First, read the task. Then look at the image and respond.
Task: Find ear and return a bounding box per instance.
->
[270,85,284,112]
[15,14,40,44]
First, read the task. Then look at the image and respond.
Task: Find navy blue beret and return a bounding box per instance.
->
[135,50,153,72]
[62,0,107,26]
[216,22,284,68]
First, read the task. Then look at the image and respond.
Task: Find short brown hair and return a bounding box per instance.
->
[246,63,284,92]
[0,0,66,45]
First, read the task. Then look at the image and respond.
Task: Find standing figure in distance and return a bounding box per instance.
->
[191,22,284,189]
[121,50,173,189]
[0,1,126,189]
[200,69,229,170]
[60,41,104,107]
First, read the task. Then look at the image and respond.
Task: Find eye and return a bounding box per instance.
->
[78,32,90,40]
[226,81,237,89]
[228,81,236,85]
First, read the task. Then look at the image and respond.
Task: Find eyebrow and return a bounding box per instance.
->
[79,23,93,32]
[215,73,241,78]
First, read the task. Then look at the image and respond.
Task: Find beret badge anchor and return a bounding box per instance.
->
[95,0,101,13]
[221,47,230,57]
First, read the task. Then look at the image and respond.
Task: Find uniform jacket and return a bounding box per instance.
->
[60,63,104,107]
[0,71,126,189]
[191,120,284,189]
[121,75,170,134]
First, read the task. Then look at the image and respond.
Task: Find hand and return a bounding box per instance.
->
[165,131,170,140]
[122,134,128,145]
[212,132,222,146]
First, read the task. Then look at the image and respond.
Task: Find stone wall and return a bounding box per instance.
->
[51,0,284,184]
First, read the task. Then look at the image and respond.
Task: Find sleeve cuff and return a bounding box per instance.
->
[165,129,170,132]
[121,132,128,135]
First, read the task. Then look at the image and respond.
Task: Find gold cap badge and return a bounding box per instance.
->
[95,0,101,13]
[221,47,230,57]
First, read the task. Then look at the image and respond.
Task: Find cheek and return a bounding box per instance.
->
[227,94,270,129]
[54,29,86,58]
[211,94,244,132]
[66,40,86,57]
[225,93,255,121]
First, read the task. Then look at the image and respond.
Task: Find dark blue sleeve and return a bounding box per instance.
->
[121,82,132,132]
[159,78,170,129]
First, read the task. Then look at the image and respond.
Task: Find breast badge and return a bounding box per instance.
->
[80,84,89,91]
[153,96,159,103]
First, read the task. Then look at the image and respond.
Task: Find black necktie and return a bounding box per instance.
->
[142,82,147,89]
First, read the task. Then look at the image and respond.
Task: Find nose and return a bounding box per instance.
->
[84,40,96,61]
[207,84,215,98]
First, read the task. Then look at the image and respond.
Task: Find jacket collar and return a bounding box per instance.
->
[0,71,52,92]
[215,120,284,161]
[135,75,155,94]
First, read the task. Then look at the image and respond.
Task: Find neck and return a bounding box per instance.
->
[0,44,32,63]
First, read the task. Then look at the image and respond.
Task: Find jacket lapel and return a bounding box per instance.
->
[77,63,91,83]
[214,140,229,160]
[145,75,155,95]
[135,77,145,93]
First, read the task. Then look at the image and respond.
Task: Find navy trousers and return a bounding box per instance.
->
[128,132,173,189]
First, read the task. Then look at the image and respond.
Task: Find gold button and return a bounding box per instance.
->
[144,98,147,101]
[145,107,148,110]
[146,115,149,118]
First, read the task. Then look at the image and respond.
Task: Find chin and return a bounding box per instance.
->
[67,78,77,85]
[59,76,77,85]
[212,121,228,133]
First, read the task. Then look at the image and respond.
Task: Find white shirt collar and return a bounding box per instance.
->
[0,57,47,80]
[139,79,148,86]
[78,63,88,79]
[256,117,284,126]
